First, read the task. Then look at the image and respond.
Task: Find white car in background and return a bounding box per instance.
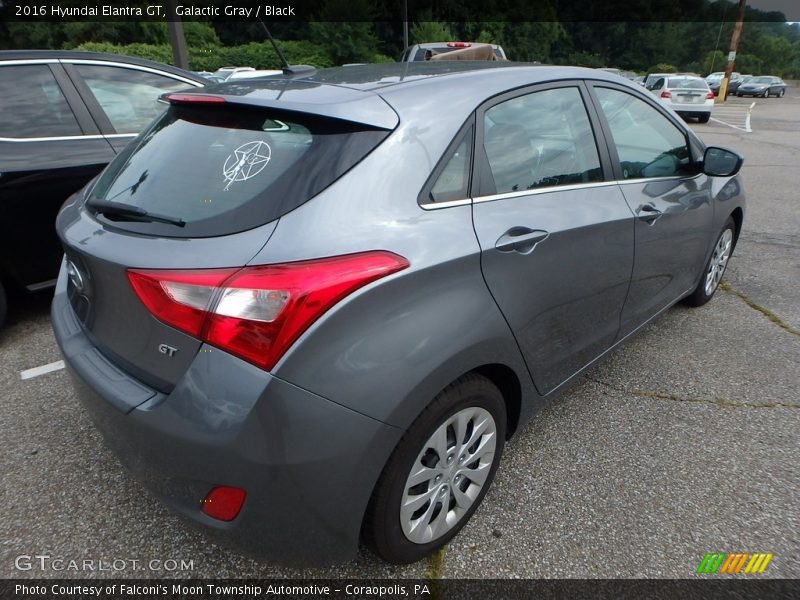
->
[227,69,283,80]
[647,74,715,123]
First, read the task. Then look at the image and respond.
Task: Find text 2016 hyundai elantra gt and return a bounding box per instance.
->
[52,63,744,565]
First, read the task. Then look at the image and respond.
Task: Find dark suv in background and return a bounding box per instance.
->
[0,51,204,326]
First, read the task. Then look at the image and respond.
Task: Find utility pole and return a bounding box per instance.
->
[166,0,189,70]
[402,0,409,51]
[719,0,746,102]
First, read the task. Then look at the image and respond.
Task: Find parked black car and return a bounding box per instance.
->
[706,72,743,96]
[0,51,205,326]
[736,76,787,98]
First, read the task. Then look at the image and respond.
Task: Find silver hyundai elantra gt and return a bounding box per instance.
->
[53,62,744,565]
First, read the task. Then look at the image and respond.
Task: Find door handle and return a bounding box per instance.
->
[637,203,663,224]
[495,227,549,254]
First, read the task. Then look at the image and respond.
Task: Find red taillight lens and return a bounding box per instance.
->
[706,91,715,99]
[127,268,238,337]
[127,252,409,370]
[162,93,227,105]
[660,91,671,98]
[202,486,246,521]
[446,42,471,48]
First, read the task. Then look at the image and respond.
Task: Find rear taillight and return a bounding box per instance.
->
[162,93,227,105]
[660,91,671,98]
[127,252,409,370]
[446,42,471,48]
[706,91,715,99]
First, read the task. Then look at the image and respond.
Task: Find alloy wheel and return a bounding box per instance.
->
[400,407,497,544]
[704,228,733,296]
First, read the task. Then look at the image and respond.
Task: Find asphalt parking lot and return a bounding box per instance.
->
[1,92,798,580]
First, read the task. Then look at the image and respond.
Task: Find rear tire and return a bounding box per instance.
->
[363,374,506,564]
[762,89,769,98]
[698,113,710,124]
[684,217,736,307]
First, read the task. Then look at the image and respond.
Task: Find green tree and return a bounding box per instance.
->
[734,54,763,75]
[410,21,455,45]
[648,63,678,74]
[757,36,794,75]
[309,0,378,64]
[702,50,727,75]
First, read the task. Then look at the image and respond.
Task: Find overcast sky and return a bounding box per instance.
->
[736,0,799,21]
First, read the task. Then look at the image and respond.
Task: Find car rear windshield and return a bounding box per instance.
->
[668,77,708,89]
[87,103,390,237]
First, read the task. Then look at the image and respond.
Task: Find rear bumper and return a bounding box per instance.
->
[671,104,713,116]
[51,274,403,565]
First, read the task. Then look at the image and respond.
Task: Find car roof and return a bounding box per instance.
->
[0,49,206,83]
[214,62,625,95]
[195,62,639,130]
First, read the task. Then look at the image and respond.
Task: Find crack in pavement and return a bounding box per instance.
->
[586,376,800,410]
[719,281,800,337]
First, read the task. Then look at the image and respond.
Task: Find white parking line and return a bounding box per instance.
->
[20,360,65,380]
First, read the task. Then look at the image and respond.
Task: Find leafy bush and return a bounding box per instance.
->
[648,63,678,74]
[74,40,334,71]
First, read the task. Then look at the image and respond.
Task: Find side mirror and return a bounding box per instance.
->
[703,146,743,177]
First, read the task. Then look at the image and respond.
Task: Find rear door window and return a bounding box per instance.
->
[88,103,390,237]
[0,65,82,139]
[482,86,603,194]
[74,64,194,133]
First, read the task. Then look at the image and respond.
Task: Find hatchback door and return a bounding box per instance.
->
[471,82,634,395]
[56,90,394,399]
[589,84,713,338]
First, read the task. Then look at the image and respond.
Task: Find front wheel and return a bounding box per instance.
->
[762,89,769,98]
[364,374,506,563]
[778,89,785,98]
[684,217,736,307]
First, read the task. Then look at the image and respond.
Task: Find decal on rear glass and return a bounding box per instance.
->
[222,141,272,191]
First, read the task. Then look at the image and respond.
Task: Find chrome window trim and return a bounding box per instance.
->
[0,133,137,142]
[616,172,703,186]
[473,180,618,204]
[61,59,202,87]
[0,134,106,143]
[419,198,472,210]
[422,173,706,209]
[0,59,59,66]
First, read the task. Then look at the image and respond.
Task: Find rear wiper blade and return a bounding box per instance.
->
[88,199,185,227]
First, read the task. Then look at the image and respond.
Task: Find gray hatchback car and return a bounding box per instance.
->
[52,62,745,565]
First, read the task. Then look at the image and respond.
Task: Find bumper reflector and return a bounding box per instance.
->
[201,486,246,521]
